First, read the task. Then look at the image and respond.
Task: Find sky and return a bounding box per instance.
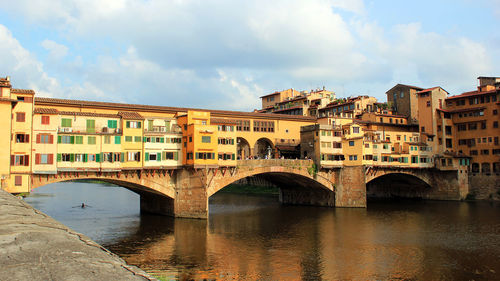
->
[0,0,499,111]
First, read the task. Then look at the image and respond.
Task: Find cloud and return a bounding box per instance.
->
[41,39,69,60]
[0,0,498,108]
[0,24,60,97]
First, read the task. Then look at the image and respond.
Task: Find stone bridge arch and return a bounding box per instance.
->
[30,170,177,215]
[206,160,337,207]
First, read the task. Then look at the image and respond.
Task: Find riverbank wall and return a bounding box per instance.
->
[0,189,155,281]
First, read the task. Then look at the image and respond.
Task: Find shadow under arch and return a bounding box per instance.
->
[237,137,251,160]
[366,172,432,200]
[254,137,275,159]
[210,171,336,207]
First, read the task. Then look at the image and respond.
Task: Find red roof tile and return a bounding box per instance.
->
[446,89,497,100]
[11,89,35,95]
[34,108,59,114]
[118,111,144,120]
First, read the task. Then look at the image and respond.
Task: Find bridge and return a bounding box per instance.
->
[31,159,468,218]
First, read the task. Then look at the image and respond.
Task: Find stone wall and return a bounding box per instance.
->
[469,174,500,200]
[335,166,366,207]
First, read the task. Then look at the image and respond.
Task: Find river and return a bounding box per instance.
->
[24,181,500,280]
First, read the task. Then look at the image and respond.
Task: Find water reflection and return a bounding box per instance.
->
[25,183,500,280]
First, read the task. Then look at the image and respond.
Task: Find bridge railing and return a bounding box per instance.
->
[236,159,313,168]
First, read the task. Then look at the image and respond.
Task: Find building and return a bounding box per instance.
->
[259,88,335,117]
[386,84,424,123]
[318,96,377,119]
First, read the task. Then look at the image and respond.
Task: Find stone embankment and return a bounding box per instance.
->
[0,189,155,281]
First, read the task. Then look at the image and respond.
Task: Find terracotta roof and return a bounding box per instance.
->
[273,106,303,113]
[118,111,144,120]
[386,83,424,93]
[210,118,238,125]
[446,89,497,100]
[416,87,449,95]
[11,89,35,95]
[0,97,18,103]
[259,91,281,98]
[60,111,120,118]
[34,108,58,114]
[34,97,316,122]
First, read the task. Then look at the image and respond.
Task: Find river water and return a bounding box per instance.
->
[24,182,500,280]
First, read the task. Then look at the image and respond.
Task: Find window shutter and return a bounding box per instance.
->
[24,155,29,166]
[11,155,14,165]
[126,121,130,128]
[157,152,161,161]
[58,136,62,143]
[48,154,54,164]
[36,134,41,143]
[120,152,125,162]
[25,134,29,143]
[145,152,149,161]
[232,154,235,160]
[143,137,147,142]
[57,154,61,162]
[160,138,164,143]
[174,152,178,161]
[70,136,75,144]
[83,154,88,163]
[49,135,54,144]
[96,153,101,163]
[35,154,40,164]
[70,154,75,162]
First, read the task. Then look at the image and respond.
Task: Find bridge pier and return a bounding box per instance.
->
[335,166,367,208]
[173,169,208,219]
[139,192,174,216]
[279,188,335,207]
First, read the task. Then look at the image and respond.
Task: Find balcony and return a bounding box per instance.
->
[58,127,122,134]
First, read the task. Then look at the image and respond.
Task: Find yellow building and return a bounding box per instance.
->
[212,118,237,166]
[143,117,182,168]
[120,112,144,169]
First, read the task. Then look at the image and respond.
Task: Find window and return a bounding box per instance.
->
[349,141,355,146]
[115,136,121,144]
[493,109,498,115]
[125,136,132,142]
[400,92,404,98]
[59,135,73,144]
[16,112,25,122]
[195,152,215,160]
[481,149,489,155]
[15,176,22,186]
[127,151,141,161]
[494,121,498,129]
[35,154,53,165]
[253,121,275,132]
[426,101,431,107]
[352,127,359,133]
[41,116,50,125]
[37,134,53,144]
[421,126,425,132]
[86,119,95,133]
[61,118,72,127]
[201,136,211,143]
[126,121,141,128]
[134,136,141,142]
[15,134,30,143]
[75,136,83,144]
[11,155,29,166]
[88,136,96,145]
[104,136,110,144]
[108,120,118,129]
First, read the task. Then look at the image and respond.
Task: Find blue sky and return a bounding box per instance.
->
[0,0,498,111]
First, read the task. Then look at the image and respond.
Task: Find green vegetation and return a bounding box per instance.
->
[307,163,318,177]
[219,184,279,196]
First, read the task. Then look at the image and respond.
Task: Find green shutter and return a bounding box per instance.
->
[157,152,161,161]
[96,153,101,163]
[232,154,235,160]
[120,152,125,162]
[115,136,121,144]
[83,154,88,162]
[174,152,178,161]
[144,137,147,142]
[57,154,61,162]
[212,153,215,159]
[58,136,62,143]
[148,120,153,131]
[138,122,141,128]
[70,154,75,162]
[70,136,75,144]
[126,121,130,128]
[145,152,149,161]
[160,138,164,143]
